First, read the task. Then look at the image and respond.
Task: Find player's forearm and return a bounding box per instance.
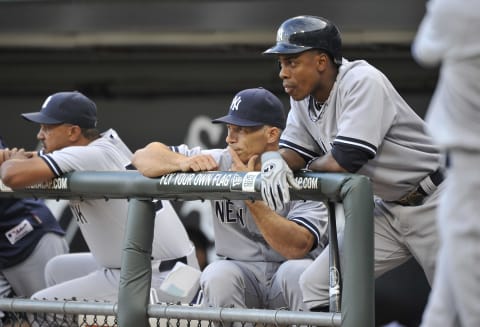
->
[279,148,306,171]
[1,158,53,189]
[245,200,314,259]
[132,142,185,177]
[306,152,347,172]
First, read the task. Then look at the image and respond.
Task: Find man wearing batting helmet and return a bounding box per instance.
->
[132,87,328,314]
[0,91,199,323]
[260,15,444,313]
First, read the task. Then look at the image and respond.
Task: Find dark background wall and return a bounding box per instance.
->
[0,0,438,150]
[0,1,436,326]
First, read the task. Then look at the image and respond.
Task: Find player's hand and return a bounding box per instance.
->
[228,147,257,172]
[260,151,300,211]
[1,148,32,163]
[11,148,33,160]
[0,149,7,165]
[180,154,218,172]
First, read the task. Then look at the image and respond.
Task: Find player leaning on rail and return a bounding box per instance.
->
[0,91,200,324]
[133,87,329,315]
[259,15,445,312]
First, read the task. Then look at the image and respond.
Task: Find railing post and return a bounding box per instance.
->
[118,199,155,327]
[340,175,375,327]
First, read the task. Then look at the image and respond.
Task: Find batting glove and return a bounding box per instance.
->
[260,151,301,211]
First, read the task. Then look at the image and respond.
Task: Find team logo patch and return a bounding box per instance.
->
[5,219,34,245]
[262,162,276,177]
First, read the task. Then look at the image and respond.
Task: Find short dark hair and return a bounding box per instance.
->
[81,127,100,140]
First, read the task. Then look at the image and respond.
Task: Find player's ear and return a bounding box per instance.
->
[67,125,82,141]
[315,52,329,69]
[266,126,280,143]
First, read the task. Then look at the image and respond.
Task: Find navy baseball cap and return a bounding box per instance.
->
[212,88,286,129]
[21,91,97,128]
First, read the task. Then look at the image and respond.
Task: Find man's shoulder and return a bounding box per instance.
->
[340,59,378,77]
[93,129,132,154]
[100,128,120,139]
[338,59,388,88]
[46,137,130,169]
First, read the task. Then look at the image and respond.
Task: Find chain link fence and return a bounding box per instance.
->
[0,298,341,327]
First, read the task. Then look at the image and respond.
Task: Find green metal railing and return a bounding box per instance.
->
[0,170,374,327]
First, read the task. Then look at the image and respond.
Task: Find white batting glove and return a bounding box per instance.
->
[260,151,301,211]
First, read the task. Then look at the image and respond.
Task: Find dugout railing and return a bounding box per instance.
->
[0,170,374,327]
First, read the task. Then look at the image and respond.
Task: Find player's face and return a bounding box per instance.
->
[278,51,323,101]
[225,124,271,164]
[37,123,75,153]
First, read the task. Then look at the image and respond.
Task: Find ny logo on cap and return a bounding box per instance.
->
[42,96,53,109]
[230,95,242,111]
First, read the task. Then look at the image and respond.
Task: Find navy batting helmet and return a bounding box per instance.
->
[263,15,342,65]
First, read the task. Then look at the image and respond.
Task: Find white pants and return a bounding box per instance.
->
[200,259,312,312]
[0,233,67,321]
[0,233,68,298]
[30,250,198,326]
[300,184,442,309]
[421,150,480,327]
[32,248,199,302]
[32,253,123,302]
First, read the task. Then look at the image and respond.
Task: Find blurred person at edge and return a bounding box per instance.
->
[412,0,480,326]
[0,136,68,324]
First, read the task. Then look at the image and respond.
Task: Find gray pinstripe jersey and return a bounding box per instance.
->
[280,59,442,201]
[39,129,195,268]
[172,145,328,262]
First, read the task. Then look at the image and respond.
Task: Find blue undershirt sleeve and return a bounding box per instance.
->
[331,142,373,173]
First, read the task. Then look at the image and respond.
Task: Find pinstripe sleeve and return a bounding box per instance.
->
[287,200,329,251]
[39,154,64,177]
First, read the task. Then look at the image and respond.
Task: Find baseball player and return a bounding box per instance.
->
[260,16,444,313]
[0,92,199,316]
[0,137,68,324]
[412,1,480,326]
[132,87,328,315]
